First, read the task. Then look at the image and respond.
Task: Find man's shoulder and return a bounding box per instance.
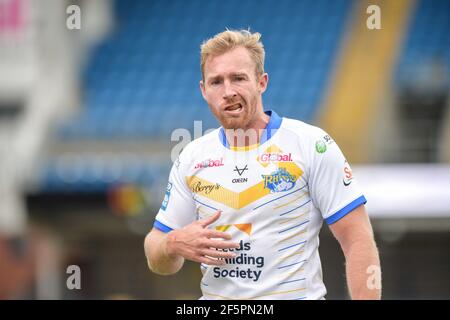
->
[280,116,329,142]
[178,127,221,160]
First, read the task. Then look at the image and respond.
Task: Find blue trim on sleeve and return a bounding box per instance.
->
[325,195,367,225]
[153,220,174,233]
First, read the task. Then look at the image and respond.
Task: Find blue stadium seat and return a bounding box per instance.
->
[396,0,450,87]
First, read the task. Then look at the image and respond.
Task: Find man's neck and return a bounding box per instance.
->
[225,110,270,148]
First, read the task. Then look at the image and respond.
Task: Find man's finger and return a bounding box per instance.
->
[201,248,237,259]
[197,256,225,266]
[204,230,232,240]
[198,210,222,227]
[203,239,240,250]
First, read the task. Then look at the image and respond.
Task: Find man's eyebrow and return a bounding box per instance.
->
[207,75,223,82]
[231,72,249,77]
[206,72,249,82]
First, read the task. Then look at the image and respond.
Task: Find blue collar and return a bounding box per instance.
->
[219,110,283,149]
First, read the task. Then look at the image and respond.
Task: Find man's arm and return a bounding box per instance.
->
[144,211,239,275]
[328,205,382,300]
[144,228,184,275]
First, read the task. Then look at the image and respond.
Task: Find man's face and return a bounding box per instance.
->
[200,46,268,130]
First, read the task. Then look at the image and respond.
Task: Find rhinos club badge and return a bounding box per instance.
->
[261,168,296,193]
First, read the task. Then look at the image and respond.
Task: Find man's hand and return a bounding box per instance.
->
[166,210,240,266]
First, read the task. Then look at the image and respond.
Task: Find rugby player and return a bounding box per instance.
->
[144,29,381,300]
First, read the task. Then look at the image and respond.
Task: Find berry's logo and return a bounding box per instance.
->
[191,181,221,194]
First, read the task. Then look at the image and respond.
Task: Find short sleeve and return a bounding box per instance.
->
[153,156,197,233]
[308,130,367,225]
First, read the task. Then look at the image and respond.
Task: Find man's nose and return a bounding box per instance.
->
[222,81,237,100]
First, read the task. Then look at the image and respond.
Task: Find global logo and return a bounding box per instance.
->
[261,168,296,193]
[257,145,293,168]
[194,158,224,169]
[258,152,292,164]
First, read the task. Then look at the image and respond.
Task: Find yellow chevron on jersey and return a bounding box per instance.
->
[186,150,303,209]
[186,174,269,209]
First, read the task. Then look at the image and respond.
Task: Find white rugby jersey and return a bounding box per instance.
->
[154,110,366,300]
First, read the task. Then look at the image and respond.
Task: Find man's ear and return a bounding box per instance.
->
[199,80,206,100]
[259,73,269,94]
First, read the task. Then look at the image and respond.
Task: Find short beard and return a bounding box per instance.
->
[222,117,250,130]
[219,102,256,130]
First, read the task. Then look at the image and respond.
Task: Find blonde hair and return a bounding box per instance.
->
[200,29,265,80]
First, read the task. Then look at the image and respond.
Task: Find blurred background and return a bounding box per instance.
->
[0,0,449,299]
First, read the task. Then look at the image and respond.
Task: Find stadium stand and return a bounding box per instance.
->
[38,0,450,191]
[396,0,450,86]
[58,0,352,140]
[44,0,353,191]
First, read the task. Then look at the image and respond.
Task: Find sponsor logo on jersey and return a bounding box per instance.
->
[212,226,263,282]
[343,161,353,186]
[323,134,334,144]
[257,145,294,168]
[194,158,224,169]
[191,181,221,194]
[315,140,327,153]
[258,152,292,164]
[233,165,248,176]
[232,165,248,183]
[261,168,296,193]
[212,240,264,282]
[161,182,172,211]
[316,135,335,154]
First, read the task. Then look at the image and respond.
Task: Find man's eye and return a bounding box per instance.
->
[210,80,221,85]
[235,77,245,81]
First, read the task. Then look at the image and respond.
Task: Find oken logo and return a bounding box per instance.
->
[66,265,81,290]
